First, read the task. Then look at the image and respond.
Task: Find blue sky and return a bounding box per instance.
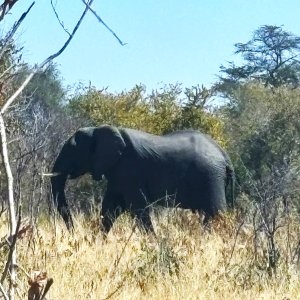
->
[3,1,300,93]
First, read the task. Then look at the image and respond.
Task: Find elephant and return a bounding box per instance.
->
[51,125,235,232]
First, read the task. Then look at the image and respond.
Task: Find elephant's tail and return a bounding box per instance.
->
[226,165,235,208]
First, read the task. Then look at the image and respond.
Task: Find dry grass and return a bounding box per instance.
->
[1,209,300,300]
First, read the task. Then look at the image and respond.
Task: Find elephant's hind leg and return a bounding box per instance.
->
[196,175,227,227]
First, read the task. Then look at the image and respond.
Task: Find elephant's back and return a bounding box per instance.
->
[121,128,226,165]
[163,131,226,162]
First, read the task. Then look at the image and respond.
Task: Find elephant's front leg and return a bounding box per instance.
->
[135,207,154,233]
[101,187,124,234]
[127,189,155,233]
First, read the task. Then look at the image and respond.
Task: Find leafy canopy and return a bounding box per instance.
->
[218,25,300,91]
[69,84,227,146]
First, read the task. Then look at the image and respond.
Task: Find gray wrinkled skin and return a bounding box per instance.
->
[51,125,235,232]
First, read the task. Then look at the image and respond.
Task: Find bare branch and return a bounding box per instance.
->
[226,218,245,268]
[0,205,21,284]
[101,224,137,300]
[0,282,8,300]
[27,271,53,300]
[0,2,35,59]
[40,0,94,68]
[0,65,14,80]
[1,73,35,114]
[0,236,8,249]
[82,0,126,46]
[0,115,16,290]
[50,0,71,37]
[40,278,54,300]
[0,0,20,22]
[0,1,123,298]
[1,0,126,113]
[1,0,93,114]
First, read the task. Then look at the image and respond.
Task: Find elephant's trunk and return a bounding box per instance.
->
[51,173,74,229]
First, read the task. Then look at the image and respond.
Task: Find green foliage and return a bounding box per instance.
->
[217,25,300,91]
[213,25,300,206]
[146,84,182,134]
[221,83,300,204]
[0,35,22,106]
[19,63,66,108]
[69,84,153,130]
[69,84,227,146]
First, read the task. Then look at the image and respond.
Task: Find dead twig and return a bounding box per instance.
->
[0,223,32,250]
[27,271,53,300]
[41,0,94,68]
[50,0,71,36]
[0,200,6,218]
[1,0,93,115]
[0,206,21,284]
[101,281,124,300]
[111,223,137,275]
[226,218,245,269]
[82,0,126,46]
[0,237,9,249]
[0,282,9,300]
[0,0,20,22]
[0,2,35,59]
[101,223,137,300]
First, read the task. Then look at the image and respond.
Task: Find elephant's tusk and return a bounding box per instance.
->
[41,172,61,177]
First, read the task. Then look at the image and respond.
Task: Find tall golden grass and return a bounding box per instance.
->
[1,208,300,299]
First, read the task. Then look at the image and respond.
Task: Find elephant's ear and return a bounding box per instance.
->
[92,125,126,179]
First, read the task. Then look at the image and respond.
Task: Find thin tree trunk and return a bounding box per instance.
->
[0,114,16,300]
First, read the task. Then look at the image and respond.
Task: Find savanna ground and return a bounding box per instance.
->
[1,203,300,300]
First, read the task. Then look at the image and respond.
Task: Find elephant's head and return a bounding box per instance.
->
[51,125,126,228]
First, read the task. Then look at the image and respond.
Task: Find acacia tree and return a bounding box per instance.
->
[215,26,300,272]
[217,25,300,93]
[215,26,300,184]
